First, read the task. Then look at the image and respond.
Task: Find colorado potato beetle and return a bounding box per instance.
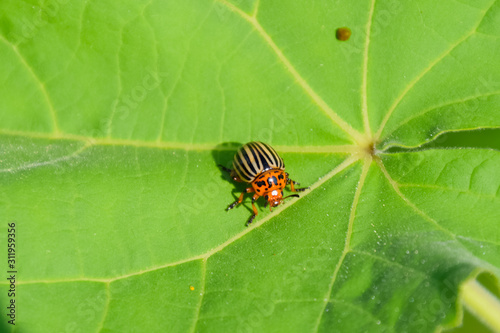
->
[219,142,308,226]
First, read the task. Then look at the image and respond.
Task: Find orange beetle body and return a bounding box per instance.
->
[252,169,287,207]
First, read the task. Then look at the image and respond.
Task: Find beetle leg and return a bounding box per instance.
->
[227,187,254,211]
[286,173,300,186]
[218,165,242,182]
[245,193,260,226]
[231,171,242,182]
[289,178,309,192]
[218,164,232,173]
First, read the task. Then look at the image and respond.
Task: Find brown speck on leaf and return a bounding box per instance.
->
[336,27,351,41]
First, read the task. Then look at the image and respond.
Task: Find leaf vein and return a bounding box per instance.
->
[190,259,207,333]
[382,91,500,139]
[398,183,498,201]
[252,0,260,17]
[157,6,214,142]
[312,156,371,332]
[457,235,500,248]
[0,129,363,153]
[215,30,254,142]
[361,0,376,137]
[96,283,111,333]
[0,142,91,173]
[105,15,126,137]
[375,0,497,140]
[351,249,427,278]
[376,158,456,238]
[329,298,391,331]
[0,35,60,134]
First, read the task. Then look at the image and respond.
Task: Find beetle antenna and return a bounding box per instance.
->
[283,194,300,200]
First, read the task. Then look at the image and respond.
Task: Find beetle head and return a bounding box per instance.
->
[264,190,299,210]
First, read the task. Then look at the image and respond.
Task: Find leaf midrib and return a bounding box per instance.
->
[0,129,362,154]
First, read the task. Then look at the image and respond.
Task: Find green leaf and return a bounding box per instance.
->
[0,0,499,332]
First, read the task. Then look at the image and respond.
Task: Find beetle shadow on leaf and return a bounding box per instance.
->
[211,142,241,177]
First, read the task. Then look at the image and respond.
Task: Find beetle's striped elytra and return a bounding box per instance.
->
[219,142,308,226]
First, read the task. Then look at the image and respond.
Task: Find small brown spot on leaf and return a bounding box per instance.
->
[336,27,351,41]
